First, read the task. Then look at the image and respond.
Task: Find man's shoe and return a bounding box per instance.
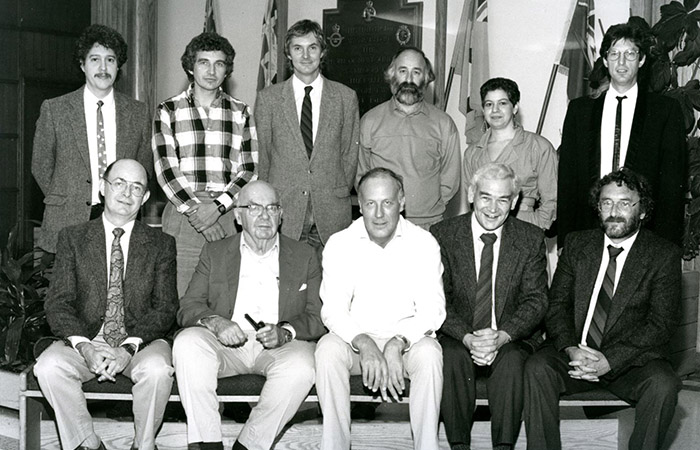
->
[493,445,513,450]
[232,441,249,450]
[350,402,377,420]
[130,446,158,450]
[450,444,470,450]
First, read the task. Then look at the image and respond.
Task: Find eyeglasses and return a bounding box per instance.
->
[598,199,639,213]
[236,204,282,216]
[104,178,146,197]
[607,49,640,61]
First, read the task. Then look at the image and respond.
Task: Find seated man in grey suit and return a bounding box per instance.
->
[525,168,682,450]
[34,159,178,450]
[430,163,549,450]
[316,168,446,450]
[173,180,326,450]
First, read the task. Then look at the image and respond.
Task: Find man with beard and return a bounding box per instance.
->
[32,24,152,256]
[357,47,460,229]
[524,168,682,450]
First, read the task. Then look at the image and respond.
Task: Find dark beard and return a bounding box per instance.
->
[393,81,424,106]
[601,214,641,240]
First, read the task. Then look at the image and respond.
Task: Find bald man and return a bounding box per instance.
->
[173,181,326,450]
[35,159,177,450]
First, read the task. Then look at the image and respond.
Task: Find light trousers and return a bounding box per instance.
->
[172,327,316,450]
[33,339,173,450]
[314,333,443,450]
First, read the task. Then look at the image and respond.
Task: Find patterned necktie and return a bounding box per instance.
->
[612,96,627,170]
[587,245,624,349]
[474,233,497,330]
[300,86,313,159]
[97,100,108,178]
[104,227,127,347]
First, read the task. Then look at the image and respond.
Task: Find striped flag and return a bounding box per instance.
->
[257,0,279,90]
[203,0,216,33]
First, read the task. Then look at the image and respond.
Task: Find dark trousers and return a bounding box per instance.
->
[524,344,680,450]
[440,335,528,447]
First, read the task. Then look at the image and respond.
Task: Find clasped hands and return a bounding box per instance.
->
[77,342,131,383]
[352,334,407,403]
[186,203,226,242]
[204,316,287,349]
[565,344,611,382]
[462,328,511,366]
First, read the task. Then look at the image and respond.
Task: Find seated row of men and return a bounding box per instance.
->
[34,158,681,450]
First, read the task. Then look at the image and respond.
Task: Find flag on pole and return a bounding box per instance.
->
[204,0,217,33]
[257,0,279,91]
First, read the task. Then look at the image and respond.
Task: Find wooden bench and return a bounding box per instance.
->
[19,368,629,450]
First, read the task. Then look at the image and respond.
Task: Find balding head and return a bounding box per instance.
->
[234,181,283,253]
[99,159,150,226]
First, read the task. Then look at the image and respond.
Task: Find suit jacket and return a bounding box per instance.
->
[557,90,687,247]
[547,228,681,379]
[430,214,549,345]
[45,219,178,344]
[31,86,153,253]
[177,233,326,341]
[254,76,360,244]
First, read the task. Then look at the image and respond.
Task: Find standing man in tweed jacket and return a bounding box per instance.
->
[32,24,152,255]
[255,19,359,252]
[153,32,257,295]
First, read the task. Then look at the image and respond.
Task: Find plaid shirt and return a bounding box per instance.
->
[152,84,258,213]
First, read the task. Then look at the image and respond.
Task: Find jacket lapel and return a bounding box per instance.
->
[123,222,147,308]
[494,219,518,322]
[459,213,478,310]
[114,92,129,160]
[277,238,296,320]
[227,234,243,311]
[575,233,604,332]
[281,80,307,158]
[70,87,91,172]
[587,94,605,185]
[624,92,647,169]
[314,78,337,162]
[85,219,108,308]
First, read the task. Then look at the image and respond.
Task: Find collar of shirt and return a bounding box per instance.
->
[102,215,135,274]
[602,229,639,274]
[84,88,116,204]
[240,233,281,260]
[186,82,224,108]
[600,84,638,176]
[390,95,427,117]
[470,213,504,277]
[292,74,323,139]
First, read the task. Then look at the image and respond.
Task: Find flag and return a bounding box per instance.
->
[257,0,279,91]
[204,0,216,33]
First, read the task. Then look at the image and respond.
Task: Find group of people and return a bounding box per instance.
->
[29,16,685,450]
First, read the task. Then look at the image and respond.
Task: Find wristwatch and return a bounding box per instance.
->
[394,334,410,352]
[213,199,227,215]
[120,343,137,356]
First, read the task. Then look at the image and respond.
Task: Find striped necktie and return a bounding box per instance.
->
[300,86,313,159]
[587,245,624,349]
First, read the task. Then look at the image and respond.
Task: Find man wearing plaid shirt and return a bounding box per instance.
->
[153,32,257,295]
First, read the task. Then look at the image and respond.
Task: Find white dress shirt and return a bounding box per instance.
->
[581,231,639,345]
[470,215,504,329]
[84,87,117,204]
[292,73,323,143]
[600,84,638,177]
[320,217,446,348]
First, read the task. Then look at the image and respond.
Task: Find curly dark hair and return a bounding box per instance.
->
[589,168,654,222]
[181,32,236,81]
[383,46,436,85]
[284,20,328,67]
[75,24,128,68]
[480,77,520,106]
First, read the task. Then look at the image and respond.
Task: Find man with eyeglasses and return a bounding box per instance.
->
[173,180,325,450]
[524,168,682,450]
[558,21,686,247]
[35,159,178,450]
[153,32,257,296]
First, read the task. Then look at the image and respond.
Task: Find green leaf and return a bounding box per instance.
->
[4,315,24,364]
[684,0,700,11]
[654,1,691,50]
[674,35,700,65]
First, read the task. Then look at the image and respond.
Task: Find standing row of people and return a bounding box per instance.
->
[29,16,685,450]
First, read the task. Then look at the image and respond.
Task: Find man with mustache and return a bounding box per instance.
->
[153,32,257,295]
[524,168,682,450]
[357,47,460,229]
[32,24,152,257]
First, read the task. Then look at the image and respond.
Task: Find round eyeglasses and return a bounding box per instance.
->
[598,199,639,213]
[236,204,282,216]
[607,49,640,61]
[104,178,146,197]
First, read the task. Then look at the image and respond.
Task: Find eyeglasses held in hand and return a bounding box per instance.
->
[104,178,147,197]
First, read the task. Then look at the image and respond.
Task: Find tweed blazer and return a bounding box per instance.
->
[557,90,686,246]
[254,76,360,244]
[177,233,326,341]
[430,213,549,344]
[45,218,178,344]
[31,86,153,253]
[547,228,681,379]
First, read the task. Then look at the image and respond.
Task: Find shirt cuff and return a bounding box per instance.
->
[68,336,90,350]
[280,323,296,340]
[122,337,143,352]
[215,192,234,210]
[178,198,201,214]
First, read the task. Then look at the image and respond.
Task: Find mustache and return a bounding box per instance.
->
[397,81,422,93]
[604,217,626,223]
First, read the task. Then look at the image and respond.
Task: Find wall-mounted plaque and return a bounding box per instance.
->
[323,0,423,116]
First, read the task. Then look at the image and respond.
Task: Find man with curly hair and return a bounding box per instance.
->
[153,32,258,295]
[32,24,152,255]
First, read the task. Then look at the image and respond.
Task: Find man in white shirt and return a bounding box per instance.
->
[173,180,325,450]
[32,24,152,255]
[525,168,682,450]
[34,159,178,450]
[315,167,446,450]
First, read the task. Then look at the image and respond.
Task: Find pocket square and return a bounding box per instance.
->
[299,283,307,291]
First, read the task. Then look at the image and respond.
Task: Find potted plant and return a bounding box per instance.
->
[0,223,50,409]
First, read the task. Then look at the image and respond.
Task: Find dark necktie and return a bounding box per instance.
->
[612,95,627,170]
[96,100,108,178]
[300,86,313,159]
[474,233,497,330]
[587,245,624,349]
[104,227,127,347]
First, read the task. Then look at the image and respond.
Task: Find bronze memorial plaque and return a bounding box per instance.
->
[323,0,423,115]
